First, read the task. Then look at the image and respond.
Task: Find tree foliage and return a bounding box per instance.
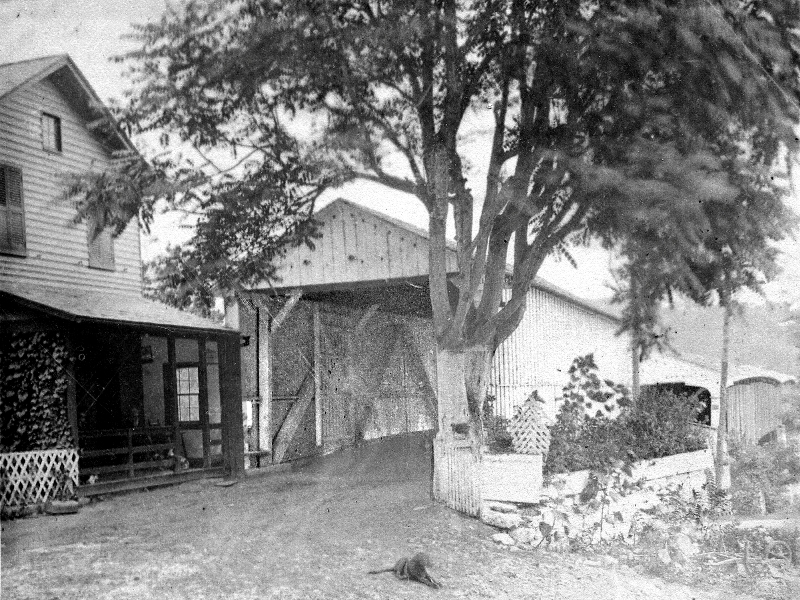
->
[66,0,800,419]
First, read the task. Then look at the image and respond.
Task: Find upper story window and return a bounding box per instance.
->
[87,217,115,271]
[41,113,62,152]
[0,164,26,256]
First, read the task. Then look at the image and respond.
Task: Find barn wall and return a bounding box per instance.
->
[490,287,631,419]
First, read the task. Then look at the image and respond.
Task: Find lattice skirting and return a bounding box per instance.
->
[0,449,79,508]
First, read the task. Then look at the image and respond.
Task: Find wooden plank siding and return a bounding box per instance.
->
[489,287,631,419]
[270,200,458,288]
[0,78,141,294]
[726,381,787,445]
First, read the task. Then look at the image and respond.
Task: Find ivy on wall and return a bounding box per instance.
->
[0,332,74,452]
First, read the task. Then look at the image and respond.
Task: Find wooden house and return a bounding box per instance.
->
[230,199,635,467]
[0,55,244,500]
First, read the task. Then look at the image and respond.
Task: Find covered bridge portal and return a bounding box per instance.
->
[235,280,439,466]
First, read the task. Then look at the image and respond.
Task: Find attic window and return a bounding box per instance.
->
[41,113,62,152]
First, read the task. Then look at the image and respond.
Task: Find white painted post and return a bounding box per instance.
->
[258,303,272,456]
[313,303,323,447]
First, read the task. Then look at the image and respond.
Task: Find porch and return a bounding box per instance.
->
[0,282,244,504]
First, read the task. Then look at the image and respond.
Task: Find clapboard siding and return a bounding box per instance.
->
[490,287,631,418]
[0,78,141,294]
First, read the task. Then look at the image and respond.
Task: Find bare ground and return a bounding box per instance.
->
[0,434,794,600]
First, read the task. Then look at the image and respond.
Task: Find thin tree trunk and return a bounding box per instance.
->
[630,343,641,403]
[715,295,732,491]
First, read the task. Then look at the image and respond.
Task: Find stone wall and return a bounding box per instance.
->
[481,449,714,549]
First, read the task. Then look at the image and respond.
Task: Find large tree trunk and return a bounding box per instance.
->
[464,346,493,418]
[715,296,732,491]
[433,348,470,439]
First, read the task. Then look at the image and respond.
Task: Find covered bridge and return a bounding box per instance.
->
[640,353,796,442]
[227,199,636,467]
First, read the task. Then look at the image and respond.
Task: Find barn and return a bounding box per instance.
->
[228,199,636,467]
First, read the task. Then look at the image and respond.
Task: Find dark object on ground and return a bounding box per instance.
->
[214,480,238,487]
[44,500,81,515]
[368,551,442,589]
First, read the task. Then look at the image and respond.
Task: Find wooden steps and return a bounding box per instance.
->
[77,467,224,497]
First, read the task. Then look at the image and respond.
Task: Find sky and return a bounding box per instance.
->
[2,0,799,305]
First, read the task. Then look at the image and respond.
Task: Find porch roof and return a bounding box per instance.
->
[0,281,235,335]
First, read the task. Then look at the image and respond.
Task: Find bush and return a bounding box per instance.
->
[482,395,513,453]
[544,355,707,476]
[730,437,800,515]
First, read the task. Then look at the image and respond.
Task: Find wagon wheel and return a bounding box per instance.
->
[766,540,792,563]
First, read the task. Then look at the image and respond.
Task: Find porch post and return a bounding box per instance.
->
[64,331,79,449]
[198,337,211,469]
[220,333,245,478]
[167,335,180,459]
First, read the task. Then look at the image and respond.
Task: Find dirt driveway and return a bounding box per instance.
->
[0,434,790,599]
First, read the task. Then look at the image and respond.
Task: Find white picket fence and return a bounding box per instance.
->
[432,438,482,517]
[0,449,79,508]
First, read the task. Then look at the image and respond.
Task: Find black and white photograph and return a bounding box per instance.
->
[2,1,800,598]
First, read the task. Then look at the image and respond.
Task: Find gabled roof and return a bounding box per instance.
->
[0,281,235,335]
[679,352,796,386]
[267,198,622,322]
[0,54,134,153]
[0,55,66,99]
[639,351,796,396]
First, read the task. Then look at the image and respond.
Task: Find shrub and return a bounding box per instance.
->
[730,437,800,515]
[544,355,707,476]
[622,387,707,461]
[482,395,513,453]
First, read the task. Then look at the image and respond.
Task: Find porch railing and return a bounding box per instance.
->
[79,427,177,480]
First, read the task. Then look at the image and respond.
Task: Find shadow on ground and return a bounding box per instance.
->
[0,433,781,599]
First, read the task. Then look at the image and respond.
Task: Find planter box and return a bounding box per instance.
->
[541,448,713,501]
[481,453,542,504]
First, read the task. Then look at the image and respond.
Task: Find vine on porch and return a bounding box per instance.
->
[0,332,74,452]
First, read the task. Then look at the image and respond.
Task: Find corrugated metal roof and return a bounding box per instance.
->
[0,281,235,334]
[267,198,622,322]
[0,55,67,99]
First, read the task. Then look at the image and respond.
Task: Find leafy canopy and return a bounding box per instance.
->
[68,0,800,353]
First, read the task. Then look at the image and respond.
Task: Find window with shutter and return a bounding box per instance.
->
[87,217,115,270]
[0,164,27,256]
